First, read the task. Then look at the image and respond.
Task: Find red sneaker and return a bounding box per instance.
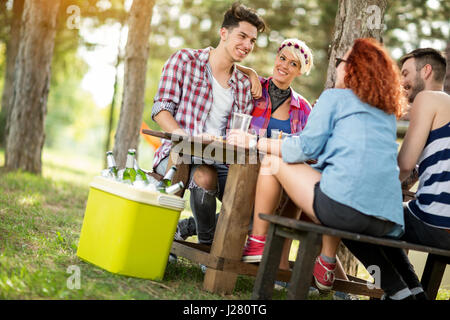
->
[242,235,266,263]
[313,256,336,291]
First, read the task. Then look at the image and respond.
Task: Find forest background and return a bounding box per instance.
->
[0,0,449,300]
[0,0,448,170]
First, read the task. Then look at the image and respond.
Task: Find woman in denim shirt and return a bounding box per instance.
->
[238,38,412,296]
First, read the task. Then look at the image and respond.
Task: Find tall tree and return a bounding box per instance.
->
[384,0,449,58]
[5,0,61,173]
[0,0,24,148]
[104,28,124,167]
[325,0,387,89]
[325,0,388,276]
[113,0,155,167]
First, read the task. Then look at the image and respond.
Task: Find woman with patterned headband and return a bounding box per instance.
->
[236,38,314,139]
[229,38,316,272]
[231,40,350,289]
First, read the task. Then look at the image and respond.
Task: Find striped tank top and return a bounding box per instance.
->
[407,121,450,230]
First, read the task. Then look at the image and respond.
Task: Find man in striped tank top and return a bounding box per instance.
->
[399,48,450,241]
[393,48,449,299]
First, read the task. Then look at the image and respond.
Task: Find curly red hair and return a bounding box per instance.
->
[344,38,406,118]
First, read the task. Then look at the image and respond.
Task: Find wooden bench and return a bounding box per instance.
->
[143,130,443,298]
[252,214,450,300]
[145,135,420,297]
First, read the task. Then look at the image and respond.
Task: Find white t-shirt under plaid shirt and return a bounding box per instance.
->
[151,47,254,169]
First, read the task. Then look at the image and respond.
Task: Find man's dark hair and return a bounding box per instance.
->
[400,48,447,83]
[221,2,266,33]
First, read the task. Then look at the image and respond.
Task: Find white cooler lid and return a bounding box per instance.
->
[90,176,185,211]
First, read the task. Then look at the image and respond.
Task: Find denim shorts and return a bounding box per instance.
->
[313,182,396,237]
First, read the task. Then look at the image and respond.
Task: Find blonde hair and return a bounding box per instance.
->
[278,38,314,75]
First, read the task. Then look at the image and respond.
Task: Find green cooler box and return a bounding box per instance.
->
[77,176,185,280]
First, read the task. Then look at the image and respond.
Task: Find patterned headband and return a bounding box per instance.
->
[278,42,309,65]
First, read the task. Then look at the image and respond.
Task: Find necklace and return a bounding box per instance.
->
[268,80,291,114]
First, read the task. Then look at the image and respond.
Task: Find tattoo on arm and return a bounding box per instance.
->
[401,167,419,190]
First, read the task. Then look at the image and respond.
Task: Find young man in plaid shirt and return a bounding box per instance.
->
[151,3,266,246]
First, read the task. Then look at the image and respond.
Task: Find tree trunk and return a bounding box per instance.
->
[326,0,388,277]
[1,0,24,150]
[104,30,124,168]
[113,0,155,167]
[325,0,387,89]
[444,41,450,94]
[5,0,61,174]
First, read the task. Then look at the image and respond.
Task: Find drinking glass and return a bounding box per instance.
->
[271,129,282,139]
[231,113,252,132]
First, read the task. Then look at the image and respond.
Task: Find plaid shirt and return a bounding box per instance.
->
[151,47,253,169]
[250,77,312,136]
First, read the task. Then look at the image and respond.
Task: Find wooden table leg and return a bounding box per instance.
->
[287,231,321,300]
[421,254,447,300]
[202,163,260,294]
[252,223,285,299]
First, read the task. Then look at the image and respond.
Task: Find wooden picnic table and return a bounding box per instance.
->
[142,129,387,297]
[142,129,261,294]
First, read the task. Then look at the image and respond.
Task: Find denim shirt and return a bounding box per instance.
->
[281,89,404,237]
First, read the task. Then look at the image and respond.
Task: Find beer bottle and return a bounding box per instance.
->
[123,149,137,184]
[134,158,148,183]
[156,165,177,191]
[106,151,118,178]
[165,181,184,195]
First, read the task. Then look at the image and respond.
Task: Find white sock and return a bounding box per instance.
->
[320,254,336,264]
[410,287,424,296]
[389,287,412,300]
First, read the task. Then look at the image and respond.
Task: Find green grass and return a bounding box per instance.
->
[0,148,448,300]
[0,148,293,300]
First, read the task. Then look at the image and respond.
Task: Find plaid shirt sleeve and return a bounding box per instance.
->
[151,50,186,120]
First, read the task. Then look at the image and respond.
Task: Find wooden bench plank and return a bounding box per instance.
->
[171,241,218,268]
[331,279,383,299]
[260,214,450,257]
[172,240,211,253]
[171,240,292,280]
